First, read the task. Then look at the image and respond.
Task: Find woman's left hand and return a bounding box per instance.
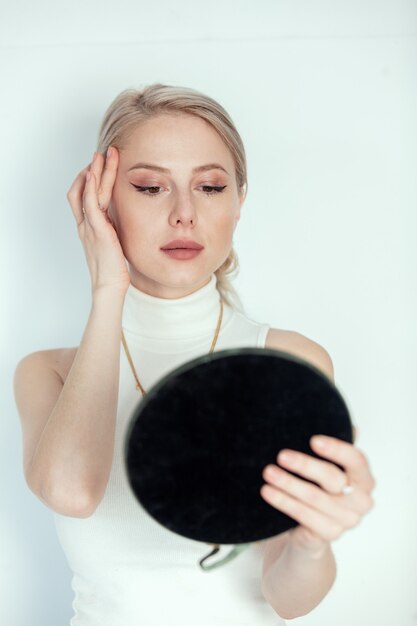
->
[260,434,376,553]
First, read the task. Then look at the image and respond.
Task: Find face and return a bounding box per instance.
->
[109,113,245,298]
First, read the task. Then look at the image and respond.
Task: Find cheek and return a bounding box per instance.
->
[211,214,236,241]
[120,215,163,258]
[123,219,155,243]
[112,195,155,235]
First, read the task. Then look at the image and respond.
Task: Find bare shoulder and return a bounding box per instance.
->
[13,346,79,484]
[18,346,79,385]
[47,346,79,384]
[265,328,334,382]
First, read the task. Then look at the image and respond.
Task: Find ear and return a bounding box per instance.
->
[234,196,244,229]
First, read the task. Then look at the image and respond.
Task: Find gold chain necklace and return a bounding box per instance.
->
[121,299,224,396]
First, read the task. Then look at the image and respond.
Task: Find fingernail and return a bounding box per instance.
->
[312,436,326,448]
[86,171,91,182]
[278,451,292,463]
[92,151,97,162]
[107,146,112,158]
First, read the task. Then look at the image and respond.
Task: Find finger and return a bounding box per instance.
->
[260,484,345,543]
[90,151,105,209]
[276,448,348,495]
[66,164,91,223]
[82,171,102,226]
[263,464,372,522]
[97,146,119,212]
[310,435,376,492]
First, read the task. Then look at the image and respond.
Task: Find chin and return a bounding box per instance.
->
[130,262,211,289]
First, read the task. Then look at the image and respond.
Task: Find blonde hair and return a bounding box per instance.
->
[96,83,248,313]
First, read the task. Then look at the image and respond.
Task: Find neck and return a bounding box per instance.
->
[127,268,213,299]
[121,273,233,347]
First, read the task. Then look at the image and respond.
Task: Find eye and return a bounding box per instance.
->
[132,185,162,198]
[131,184,227,197]
[201,185,227,196]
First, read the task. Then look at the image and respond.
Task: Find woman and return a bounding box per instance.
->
[14,83,375,624]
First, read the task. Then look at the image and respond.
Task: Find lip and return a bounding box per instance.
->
[162,248,203,260]
[160,239,204,250]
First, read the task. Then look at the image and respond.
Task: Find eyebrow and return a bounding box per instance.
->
[127,162,230,176]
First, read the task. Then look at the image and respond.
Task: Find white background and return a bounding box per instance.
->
[2,1,416,624]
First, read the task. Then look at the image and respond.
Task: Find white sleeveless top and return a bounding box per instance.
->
[53,274,286,626]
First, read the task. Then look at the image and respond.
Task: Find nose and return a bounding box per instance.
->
[168,190,198,227]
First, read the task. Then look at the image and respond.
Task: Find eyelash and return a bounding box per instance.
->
[132,184,227,198]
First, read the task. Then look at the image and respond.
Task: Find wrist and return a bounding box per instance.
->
[92,285,128,304]
[91,287,127,318]
[288,529,331,560]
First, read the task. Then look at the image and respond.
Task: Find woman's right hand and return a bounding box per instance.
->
[67,146,131,297]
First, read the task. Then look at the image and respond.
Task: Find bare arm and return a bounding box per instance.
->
[22,287,125,517]
[16,146,131,517]
[262,534,336,619]
[260,333,374,619]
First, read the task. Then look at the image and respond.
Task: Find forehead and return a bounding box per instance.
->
[122,113,234,168]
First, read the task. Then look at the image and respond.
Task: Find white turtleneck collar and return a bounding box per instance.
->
[121,274,234,348]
